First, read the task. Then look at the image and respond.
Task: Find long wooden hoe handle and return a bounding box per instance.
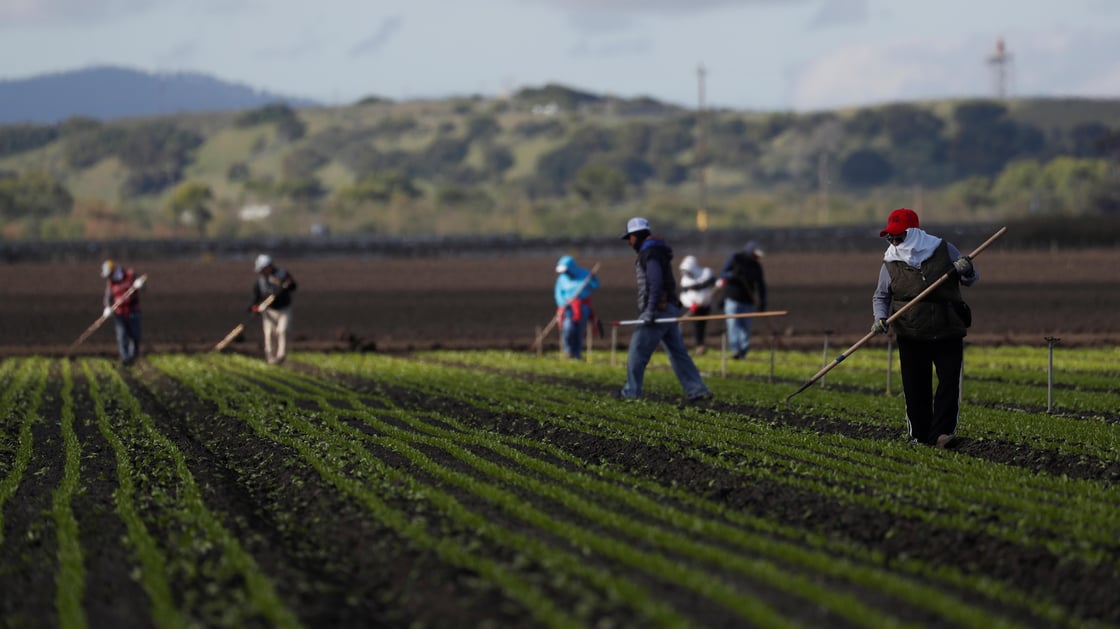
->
[214,293,276,352]
[786,226,1007,401]
[530,262,601,352]
[67,274,148,355]
[611,310,788,326]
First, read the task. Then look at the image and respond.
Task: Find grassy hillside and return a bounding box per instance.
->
[1,88,1119,240]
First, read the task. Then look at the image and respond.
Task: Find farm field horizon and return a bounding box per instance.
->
[0,347,1117,627]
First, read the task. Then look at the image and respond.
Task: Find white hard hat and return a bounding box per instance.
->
[100,259,117,279]
[254,254,272,272]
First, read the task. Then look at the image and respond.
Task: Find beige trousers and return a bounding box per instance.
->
[261,306,291,364]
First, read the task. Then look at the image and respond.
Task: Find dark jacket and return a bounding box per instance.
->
[635,236,680,315]
[886,241,968,340]
[719,252,767,310]
[252,267,297,310]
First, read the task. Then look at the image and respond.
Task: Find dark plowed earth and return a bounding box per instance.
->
[3,249,1119,355]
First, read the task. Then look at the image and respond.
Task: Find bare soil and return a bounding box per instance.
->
[2,247,1118,357]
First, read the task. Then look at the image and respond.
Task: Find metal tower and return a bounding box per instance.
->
[987,37,1014,100]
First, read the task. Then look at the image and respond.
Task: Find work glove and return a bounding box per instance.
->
[952,256,973,276]
[249,304,260,313]
[872,318,889,334]
[102,307,112,319]
[132,277,145,290]
[639,311,657,326]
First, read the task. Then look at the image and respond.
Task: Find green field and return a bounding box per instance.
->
[0,347,1117,627]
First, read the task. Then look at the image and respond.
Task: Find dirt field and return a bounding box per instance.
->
[2,246,1119,357]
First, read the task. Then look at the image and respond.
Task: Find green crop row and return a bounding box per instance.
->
[236,357,992,624]
[0,358,48,549]
[181,353,1037,627]
[300,353,1120,566]
[421,349,1120,460]
[1,349,1115,628]
[298,351,1113,626]
[80,359,300,628]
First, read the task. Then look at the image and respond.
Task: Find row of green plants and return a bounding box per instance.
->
[160,353,1049,627]
[442,345,1120,454]
[80,358,300,628]
[311,351,1119,565]
[0,347,1116,627]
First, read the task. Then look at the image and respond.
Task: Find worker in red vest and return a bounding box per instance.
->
[101,259,145,365]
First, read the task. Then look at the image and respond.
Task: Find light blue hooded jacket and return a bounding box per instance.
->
[554,255,599,320]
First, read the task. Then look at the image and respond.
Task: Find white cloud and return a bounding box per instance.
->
[790,38,980,110]
[789,29,1120,110]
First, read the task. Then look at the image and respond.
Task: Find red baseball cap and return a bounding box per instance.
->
[879,208,920,237]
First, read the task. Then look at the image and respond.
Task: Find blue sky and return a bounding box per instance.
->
[2,0,1118,111]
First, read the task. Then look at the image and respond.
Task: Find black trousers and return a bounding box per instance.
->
[897,336,964,445]
[689,305,711,346]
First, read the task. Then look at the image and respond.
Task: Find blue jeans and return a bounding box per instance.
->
[113,313,141,364]
[620,305,710,399]
[724,299,755,357]
[560,308,588,359]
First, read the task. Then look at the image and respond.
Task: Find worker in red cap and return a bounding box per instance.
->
[872,208,978,448]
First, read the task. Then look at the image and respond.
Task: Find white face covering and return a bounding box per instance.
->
[884,228,942,268]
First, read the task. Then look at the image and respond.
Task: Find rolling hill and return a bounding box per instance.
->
[0,66,319,124]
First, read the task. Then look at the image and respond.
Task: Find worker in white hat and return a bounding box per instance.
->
[678,254,717,355]
[249,254,298,364]
[618,218,712,403]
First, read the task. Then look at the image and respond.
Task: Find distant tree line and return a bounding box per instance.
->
[2,91,1120,239]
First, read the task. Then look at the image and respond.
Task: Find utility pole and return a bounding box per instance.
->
[817,152,829,224]
[695,63,709,234]
[987,37,1014,100]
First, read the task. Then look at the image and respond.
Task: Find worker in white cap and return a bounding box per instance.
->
[617,217,712,403]
[249,254,297,364]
